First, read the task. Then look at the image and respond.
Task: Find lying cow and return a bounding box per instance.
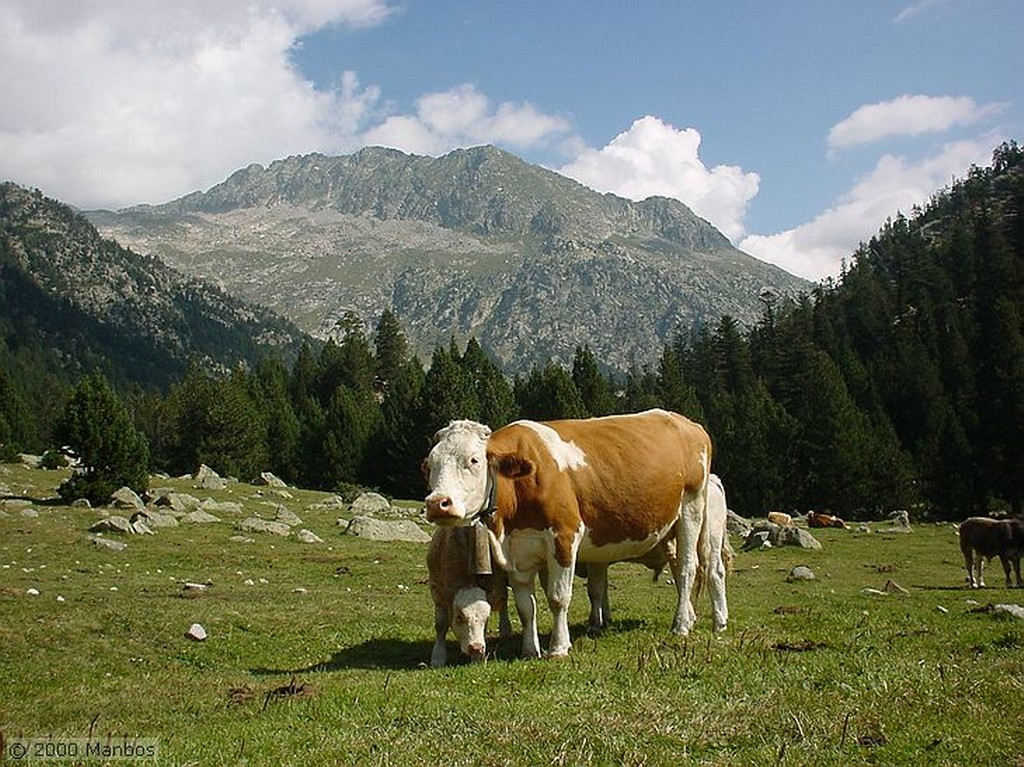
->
[959,516,1024,589]
[582,473,733,634]
[807,510,847,529]
[424,409,713,659]
[767,511,793,527]
[427,522,512,666]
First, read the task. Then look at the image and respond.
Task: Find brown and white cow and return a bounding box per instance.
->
[807,510,847,529]
[582,472,733,634]
[423,409,712,659]
[959,516,1024,589]
[426,523,512,667]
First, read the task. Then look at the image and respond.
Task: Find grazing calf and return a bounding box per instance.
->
[583,473,733,634]
[427,524,511,666]
[959,516,1024,589]
[807,510,847,529]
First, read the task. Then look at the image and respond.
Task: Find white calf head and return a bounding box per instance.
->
[423,420,492,525]
[452,586,491,661]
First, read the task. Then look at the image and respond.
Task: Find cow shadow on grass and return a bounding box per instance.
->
[251,619,647,675]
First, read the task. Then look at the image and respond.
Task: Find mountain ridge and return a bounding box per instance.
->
[88,145,810,373]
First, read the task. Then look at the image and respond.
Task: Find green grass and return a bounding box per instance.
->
[1,463,1023,766]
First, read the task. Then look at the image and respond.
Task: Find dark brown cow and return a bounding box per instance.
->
[807,510,847,529]
[423,409,713,659]
[959,516,1024,588]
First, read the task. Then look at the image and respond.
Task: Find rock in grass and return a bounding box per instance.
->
[344,515,431,543]
[90,536,127,552]
[185,623,208,641]
[90,516,134,535]
[994,604,1024,621]
[296,529,323,544]
[787,565,815,582]
[237,517,291,537]
[110,486,146,511]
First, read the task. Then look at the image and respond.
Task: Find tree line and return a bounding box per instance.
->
[2,143,1022,519]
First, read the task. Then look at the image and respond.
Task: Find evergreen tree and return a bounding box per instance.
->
[55,372,149,505]
[374,309,409,390]
[460,339,517,427]
[419,345,480,437]
[572,345,616,417]
[515,361,587,420]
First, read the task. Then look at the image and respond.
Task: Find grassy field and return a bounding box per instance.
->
[1,463,1022,766]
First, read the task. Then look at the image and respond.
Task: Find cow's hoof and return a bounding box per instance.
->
[545,648,571,659]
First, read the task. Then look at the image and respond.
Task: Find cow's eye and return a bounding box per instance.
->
[470,457,479,466]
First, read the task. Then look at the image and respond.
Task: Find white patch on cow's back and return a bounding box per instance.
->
[513,420,587,471]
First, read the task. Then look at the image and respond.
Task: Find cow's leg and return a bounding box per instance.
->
[1014,556,1023,588]
[978,555,987,588]
[670,492,706,636]
[584,561,610,632]
[963,547,977,588]
[430,605,449,668]
[999,555,1013,588]
[509,570,541,659]
[708,540,728,633]
[543,559,576,657]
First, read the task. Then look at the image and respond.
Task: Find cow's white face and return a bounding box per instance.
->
[452,586,491,661]
[424,420,491,525]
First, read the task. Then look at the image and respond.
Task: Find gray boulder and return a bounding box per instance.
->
[350,492,391,516]
[194,464,227,491]
[237,517,291,537]
[109,486,145,511]
[253,471,288,488]
[744,520,822,550]
[90,516,134,535]
[132,510,179,528]
[272,505,303,527]
[787,565,816,581]
[182,510,222,524]
[90,536,127,551]
[296,529,324,544]
[344,515,430,543]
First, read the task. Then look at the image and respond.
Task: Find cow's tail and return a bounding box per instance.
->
[485,526,511,571]
[692,447,713,601]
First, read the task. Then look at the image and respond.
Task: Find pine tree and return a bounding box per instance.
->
[572,345,616,417]
[515,361,587,420]
[56,372,149,505]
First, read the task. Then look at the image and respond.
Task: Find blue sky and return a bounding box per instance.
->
[1,1,1020,281]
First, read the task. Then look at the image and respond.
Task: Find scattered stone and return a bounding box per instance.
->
[744,521,822,550]
[20,508,39,518]
[307,495,346,511]
[229,535,255,544]
[253,471,288,488]
[273,505,303,527]
[1,498,32,511]
[90,536,127,552]
[182,510,222,524]
[350,492,391,516]
[130,519,155,535]
[109,486,146,511]
[71,498,92,508]
[237,517,292,537]
[243,578,255,585]
[154,492,199,514]
[344,515,431,543]
[193,464,227,491]
[17,453,43,469]
[726,510,753,538]
[185,623,208,641]
[787,566,816,582]
[26,587,40,596]
[90,516,134,535]
[994,604,1024,621]
[296,529,323,544]
[937,605,949,614]
[201,499,243,515]
[132,510,179,528]
[56,595,65,602]
[861,588,888,596]
[292,587,308,594]
[883,579,909,595]
[885,509,913,533]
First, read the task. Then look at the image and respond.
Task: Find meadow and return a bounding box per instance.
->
[1,463,1022,766]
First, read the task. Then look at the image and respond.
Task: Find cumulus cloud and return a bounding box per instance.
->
[363,83,571,156]
[828,94,1003,150]
[557,116,760,242]
[0,1,571,209]
[740,137,998,281]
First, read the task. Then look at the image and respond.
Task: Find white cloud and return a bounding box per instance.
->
[557,116,760,241]
[828,94,1003,150]
[740,137,998,281]
[893,0,951,24]
[0,1,400,209]
[363,84,572,156]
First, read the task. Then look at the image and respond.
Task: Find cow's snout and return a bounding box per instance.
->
[426,494,455,522]
[467,642,486,662]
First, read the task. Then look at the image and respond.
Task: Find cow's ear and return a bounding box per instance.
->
[493,453,534,480]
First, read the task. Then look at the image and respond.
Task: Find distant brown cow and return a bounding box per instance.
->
[427,524,511,666]
[958,516,1024,589]
[807,511,847,529]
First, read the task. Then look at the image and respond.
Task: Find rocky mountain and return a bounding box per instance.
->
[88,145,810,373]
[1,182,310,389]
